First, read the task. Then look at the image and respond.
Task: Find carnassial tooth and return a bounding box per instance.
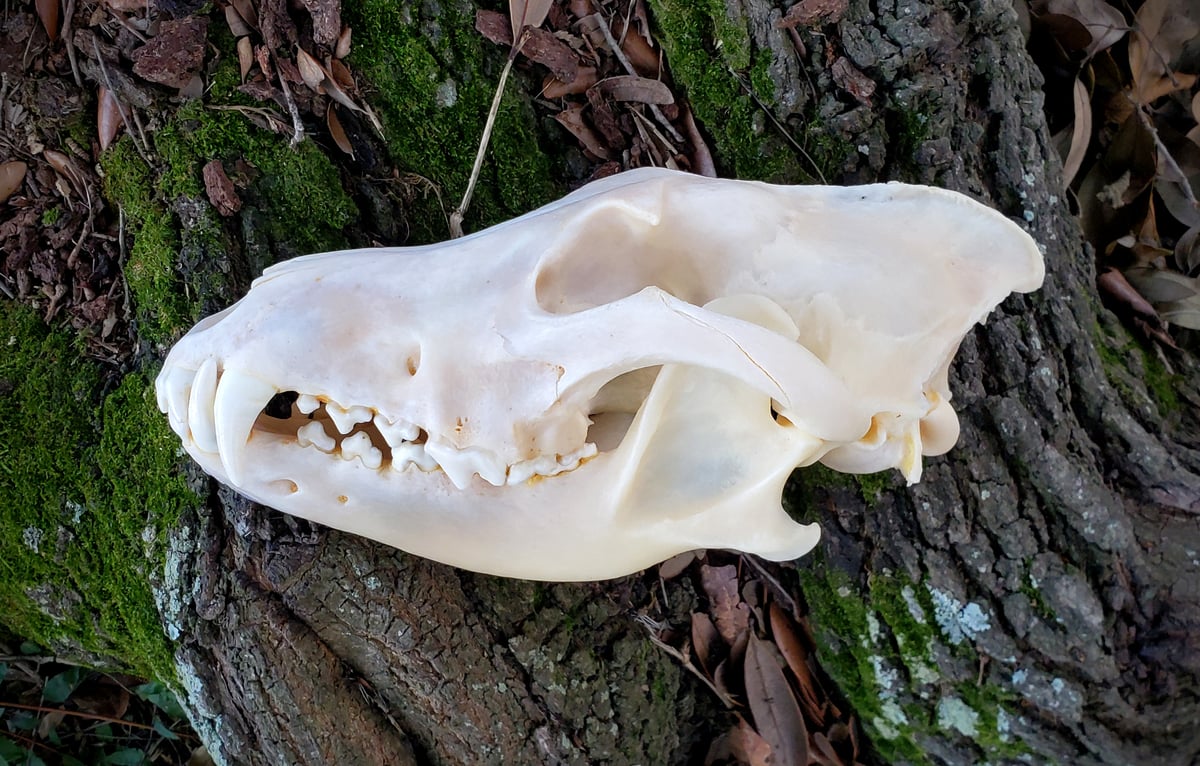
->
[374,415,419,446]
[214,368,278,486]
[296,394,321,414]
[425,439,508,489]
[187,358,220,454]
[393,442,439,472]
[506,455,557,485]
[327,402,373,434]
[340,431,382,469]
[297,421,336,452]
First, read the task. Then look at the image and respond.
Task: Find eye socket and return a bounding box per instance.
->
[264,391,299,419]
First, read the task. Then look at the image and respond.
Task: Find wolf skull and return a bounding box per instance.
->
[156,168,1043,580]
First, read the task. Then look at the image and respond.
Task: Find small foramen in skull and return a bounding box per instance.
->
[156,168,1044,581]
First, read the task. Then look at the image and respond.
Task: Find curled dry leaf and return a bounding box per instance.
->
[0,161,28,204]
[1061,76,1092,186]
[326,106,354,158]
[36,0,59,42]
[1046,0,1127,58]
[1128,0,1200,105]
[43,150,86,199]
[1158,296,1200,329]
[690,611,722,676]
[728,718,773,766]
[336,26,352,59]
[591,75,673,104]
[555,104,612,158]
[97,87,123,151]
[237,37,254,82]
[296,47,327,92]
[744,633,808,766]
[1176,224,1200,274]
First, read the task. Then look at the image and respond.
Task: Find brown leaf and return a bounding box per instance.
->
[335,25,352,59]
[777,0,848,29]
[36,0,59,42]
[543,66,598,98]
[43,150,86,199]
[326,106,354,157]
[744,633,808,766]
[591,75,674,105]
[1125,266,1199,303]
[225,4,253,38]
[1176,224,1200,274]
[1036,13,1093,53]
[691,611,722,675]
[659,550,698,580]
[0,161,27,204]
[1128,0,1200,105]
[729,718,774,766]
[1045,0,1127,57]
[296,46,327,91]
[231,0,259,30]
[1059,76,1091,186]
[831,57,875,105]
[769,602,823,719]
[1158,295,1200,329]
[131,17,210,89]
[701,564,749,645]
[97,87,123,151]
[811,731,846,766]
[203,160,242,216]
[1098,266,1162,322]
[237,37,254,82]
[510,0,553,42]
[555,105,611,159]
[615,17,660,77]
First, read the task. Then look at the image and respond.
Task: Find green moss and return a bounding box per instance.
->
[40,206,61,226]
[648,0,798,182]
[0,304,197,681]
[344,0,557,241]
[799,563,1028,763]
[1093,319,1181,417]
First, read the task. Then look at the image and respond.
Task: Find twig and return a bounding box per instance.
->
[730,68,826,184]
[62,0,81,86]
[635,614,739,709]
[92,37,150,163]
[273,52,305,147]
[0,701,159,732]
[450,37,522,238]
[592,13,683,144]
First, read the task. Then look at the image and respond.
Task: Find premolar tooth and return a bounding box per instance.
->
[187,359,220,454]
[296,394,321,414]
[506,443,598,485]
[297,421,336,452]
[375,415,419,446]
[341,431,383,469]
[328,402,373,434]
[425,439,507,488]
[393,442,438,472]
[214,368,278,486]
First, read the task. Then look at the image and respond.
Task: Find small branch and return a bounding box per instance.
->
[274,52,305,147]
[0,701,159,732]
[635,614,739,709]
[62,0,81,87]
[592,13,683,144]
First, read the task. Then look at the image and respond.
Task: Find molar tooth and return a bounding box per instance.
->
[393,442,438,472]
[340,431,383,470]
[296,394,321,414]
[375,415,419,446]
[328,402,373,434]
[187,359,220,454]
[296,421,336,452]
[425,439,507,488]
[214,368,278,486]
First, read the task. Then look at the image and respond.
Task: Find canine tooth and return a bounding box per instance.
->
[375,415,419,446]
[425,439,507,488]
[393,442,439,472]
[187,358,220,453]
[297,421,336,452]
[296,394,321,414]
[341,431,383,469]
[214,368,278,486]
[328,402,372,434]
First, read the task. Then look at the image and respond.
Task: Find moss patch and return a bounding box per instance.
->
[798,562,1027,763]
[0,303,197,681]
[344,0,558,241]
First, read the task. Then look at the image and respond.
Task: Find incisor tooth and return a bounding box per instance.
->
[187,359,220,453]
[214,368,277,486]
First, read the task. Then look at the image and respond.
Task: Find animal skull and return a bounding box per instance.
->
[156,168,1043,581]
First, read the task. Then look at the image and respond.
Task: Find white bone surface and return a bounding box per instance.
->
[156,168,1044,581]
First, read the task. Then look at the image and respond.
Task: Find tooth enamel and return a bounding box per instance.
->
[214,368,278,486]
[160,365,193,434]
[393,442,438,472]
[506,443,597,484]
[340,431,383,469]
[375,415,419,446]
[296,394,321,414]
[297,421,336,452]
[187,359,220,453]
[424,439,508,488]
[328,402,373,434]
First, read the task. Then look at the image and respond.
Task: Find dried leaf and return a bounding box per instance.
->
[1046,0,1127,57]
[729,718,774,766]
[231,0,258,30]
[744,633,808,766]
[555,105,612,159]
[1125,266,1199,303]
[237,37,254,82]
[43,150,85,198]
[329,58,355,92]
[543,66,598,98]
[225,4,252,37]
[296,47,327,91]
[701,564,749,645]
[1176,224,1200,274]
[1128,0,1200,105]
[691,611,721,675]
[1037,13,1093,53]
[509,0,553,41]
[1158,296,1200,329]
[326,106,354,157]
[1098,267,1161,321]
[1061,75,1092,186]
[0,161,27,204]
[777,0,848,28]
[615,18,660,77]
[591,75,674,105]
[97,87,123,151]
[336,26,352,59]
[36,0,59,41]
[811,731,845,766]
[659,550,698,580]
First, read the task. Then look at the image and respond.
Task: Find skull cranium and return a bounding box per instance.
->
[156,168,1043,580]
